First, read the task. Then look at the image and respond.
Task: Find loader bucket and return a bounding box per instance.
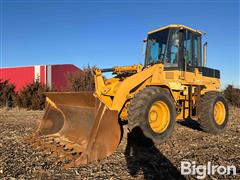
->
[29,92,121,168]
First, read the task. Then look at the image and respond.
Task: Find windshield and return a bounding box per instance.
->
[145,29,169,65]
[145,28,180,68]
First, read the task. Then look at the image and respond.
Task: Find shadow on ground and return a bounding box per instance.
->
[178,117,202,132]
[124,127,186,180]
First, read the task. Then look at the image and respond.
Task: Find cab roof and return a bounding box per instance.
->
[148,24,204,35]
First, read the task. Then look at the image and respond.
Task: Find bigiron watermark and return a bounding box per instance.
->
[181,161,236,179]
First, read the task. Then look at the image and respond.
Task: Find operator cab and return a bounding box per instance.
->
[145,24,202,70]
[145,24,220,78]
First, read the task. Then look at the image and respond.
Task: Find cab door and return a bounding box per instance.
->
[184,30,194,72]
[183,30,202,71]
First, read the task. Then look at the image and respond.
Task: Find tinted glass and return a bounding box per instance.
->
[194,33,201,67]
[184,30,192,67]
[149,40,159,62]
[165,28,179,67]
[145,29,169,65]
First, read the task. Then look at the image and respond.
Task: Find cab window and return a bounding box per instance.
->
[193,33,201,67]
[184,30,193,67]
[145,29,169,65]
[165,29,179,67]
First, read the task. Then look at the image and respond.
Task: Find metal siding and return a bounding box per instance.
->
[40,66,46,84]
[51,64,80,91]
[0,66,35,92]
[0,64,81,92]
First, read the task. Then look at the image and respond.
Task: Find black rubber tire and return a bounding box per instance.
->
[128,86,176,144]
[198,91,229,134]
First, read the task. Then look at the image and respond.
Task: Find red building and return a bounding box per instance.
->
[0,64,81,92]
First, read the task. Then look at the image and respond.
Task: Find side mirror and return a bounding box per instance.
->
[142,39,147,56]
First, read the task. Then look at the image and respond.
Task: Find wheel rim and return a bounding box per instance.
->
[214,101,226,125]
[148,101,170,133]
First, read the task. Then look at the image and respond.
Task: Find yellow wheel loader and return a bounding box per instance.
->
[27,24,229,168]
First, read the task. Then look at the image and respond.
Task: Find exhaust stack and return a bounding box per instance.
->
[203,42,207,67]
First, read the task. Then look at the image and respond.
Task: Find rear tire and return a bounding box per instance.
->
[198,92,229,134]
[128,86,176,144]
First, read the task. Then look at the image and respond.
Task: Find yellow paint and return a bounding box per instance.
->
[214,101,226,125]
[168,82,184,91]
[113,64,143,74]
[119,101,130,120]
[89,25,222,123]
[148,100,170,133]
[148,24,204,35]
[93,63,220,120]
[104,64,159,111]
[46,97,58,110]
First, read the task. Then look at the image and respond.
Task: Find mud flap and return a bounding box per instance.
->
[28,92,121,168]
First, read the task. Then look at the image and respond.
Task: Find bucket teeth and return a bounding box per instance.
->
[42,148,53,154]
[25,92,121,168]
[64,154,88,169]
[48,148,62,158]
[55,153,76,164]
[36,142,55,151]
[31,139,45,148]
[28,135,85,167]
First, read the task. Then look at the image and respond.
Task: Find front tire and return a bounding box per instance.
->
[128,86,176,144]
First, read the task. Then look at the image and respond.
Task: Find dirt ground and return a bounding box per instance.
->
[0,106,239,179]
